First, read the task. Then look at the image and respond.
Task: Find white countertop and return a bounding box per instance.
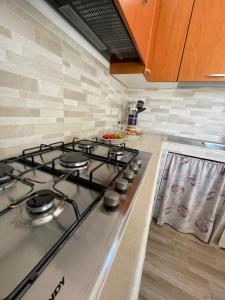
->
[98,132,225,300]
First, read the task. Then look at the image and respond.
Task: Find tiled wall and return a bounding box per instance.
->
[1,0,225,160]
[0,0,126,158]
[127,88,225,143]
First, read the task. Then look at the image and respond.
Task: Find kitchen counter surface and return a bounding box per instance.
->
[20,139,152,300]
[163,134,225,163]
[98,132,225,300]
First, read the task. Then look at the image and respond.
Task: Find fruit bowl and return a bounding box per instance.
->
[101,133,125,144]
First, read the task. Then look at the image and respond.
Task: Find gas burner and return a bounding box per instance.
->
[78,140,94,153]
[109,147,124,161]
[20,189,65,226]
[59,152,89,171]
[26,189,55,214]
[0,164,14,183]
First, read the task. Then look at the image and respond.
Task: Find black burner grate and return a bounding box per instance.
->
[0,137,139,299]
[0,164,14,182]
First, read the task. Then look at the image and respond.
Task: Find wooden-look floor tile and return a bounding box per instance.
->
[209,282,225,300]
[146,252,212,300]
[140,262,199,300]
[189,258,225,289]
[139,223,225,300]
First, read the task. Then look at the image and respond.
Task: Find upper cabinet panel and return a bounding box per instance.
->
[179,0,225,81]
[115,0,138,30]
[115,0,156,64]
[146,0,194,82]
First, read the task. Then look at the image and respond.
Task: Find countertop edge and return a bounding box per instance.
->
[98,133,163,300]
[93,154,153,300]
[129,150,162,300]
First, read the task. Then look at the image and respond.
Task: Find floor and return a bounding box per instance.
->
[139,222,225,300]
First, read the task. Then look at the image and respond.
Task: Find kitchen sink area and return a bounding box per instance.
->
[202,141,225,151]
[165,135,225,152]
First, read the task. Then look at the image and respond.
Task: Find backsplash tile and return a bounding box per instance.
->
[0,0,225,160]
[0,0,126,159]
[127,88,225,143]
[0,70,38,92]
[0,24,12,39]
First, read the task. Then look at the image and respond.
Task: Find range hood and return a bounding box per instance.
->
[46,0,140,63]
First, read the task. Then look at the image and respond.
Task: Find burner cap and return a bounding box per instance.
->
[110,147,124,161]
[0,164,14,182]
[78,140,94,149]
[111,147,124,155]
[60,152,89,168]
[27,189,55,214]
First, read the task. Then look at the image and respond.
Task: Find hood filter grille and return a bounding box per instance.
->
[48,0,140,62]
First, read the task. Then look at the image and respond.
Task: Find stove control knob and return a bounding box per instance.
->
[129,162,139,174]
[115,177,129,194]
[123,169,135,182]
[134,158,142,167]
[104,190,120,210]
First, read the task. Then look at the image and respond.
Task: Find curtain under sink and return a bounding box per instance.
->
[154,152,225,243]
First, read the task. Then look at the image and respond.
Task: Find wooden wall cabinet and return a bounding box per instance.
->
[112,0,194,82]
[145,0,194,82]
[112,0,225,82]
[178,0,225,81]
[111,0,158,77]
[115,0,156,64]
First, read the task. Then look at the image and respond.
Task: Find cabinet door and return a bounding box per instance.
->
[146,0,194,82]
[178,0,225,81]
[115,0,155,64]
[115,0,138,31]
[144,0,162,80]
[134,0,157,63]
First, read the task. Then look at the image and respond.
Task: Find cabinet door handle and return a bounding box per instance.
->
[207,74,225,78]
[146,69,151,77]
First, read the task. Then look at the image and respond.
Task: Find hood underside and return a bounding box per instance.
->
[46,0,140,63]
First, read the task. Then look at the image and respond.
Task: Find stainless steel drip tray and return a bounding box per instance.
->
[22,151,152,300]
[0,180,100,299]
[66,143,134,163]
[0,138,147,299]
[27,149,121,187]
[0,162,34,210]
[0,202,75,299]
[26,149,63,164]
[0,158,101,299]
[80,161,120,186]
[59,159,120,187]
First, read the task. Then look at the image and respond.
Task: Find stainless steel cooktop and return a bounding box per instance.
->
[0,138,151,299]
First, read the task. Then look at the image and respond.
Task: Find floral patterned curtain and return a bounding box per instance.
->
[154,153,225,242]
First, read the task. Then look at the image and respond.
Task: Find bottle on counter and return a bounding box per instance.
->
[127,100,146,133]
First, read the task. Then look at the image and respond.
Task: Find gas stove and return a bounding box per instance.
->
[0,137,151,300]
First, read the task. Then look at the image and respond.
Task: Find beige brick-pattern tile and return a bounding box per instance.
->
[0,107,40,117]
[35,29,62,57]
[0,70,38,92]
[1,0,224,159]
[0,0,126,158]
[127,88,225,143]
[64,88,87,102]
[0,24,12,39]
[0,2,34,41]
